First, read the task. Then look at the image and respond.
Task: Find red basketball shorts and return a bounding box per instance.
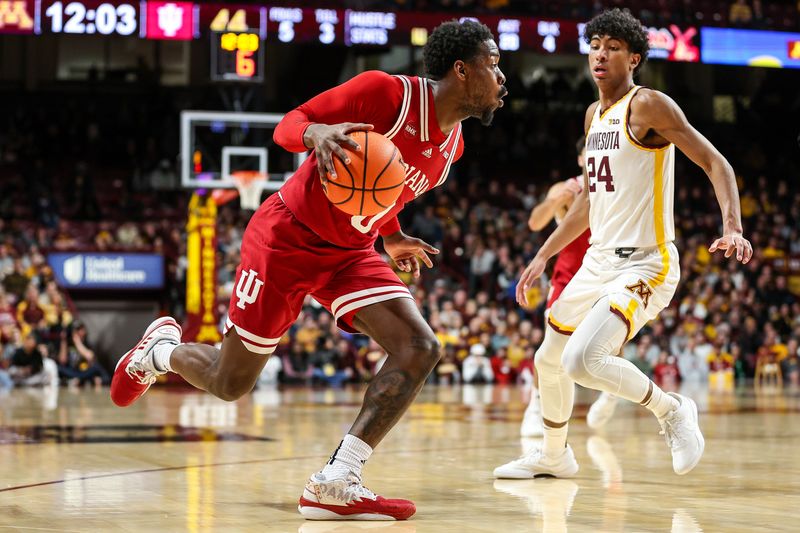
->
[546,229,591,309]
[224,194,412,355]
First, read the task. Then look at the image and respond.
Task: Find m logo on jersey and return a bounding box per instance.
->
[235,269,264,309]
[625,279,652,308]
[404,123,417,137]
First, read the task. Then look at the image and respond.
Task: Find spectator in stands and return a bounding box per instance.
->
[56,321,109,387]
[282,341,313,385]
[435,345,461,385]
[310,336,353,388]
[462,343,494,384]
[490,347,515,385]
[3,259,29,301]
[9,332,57,386]
[652,351,681,390]
[781,338,799,387]
[16,284,45,337]
[729,0,753,26]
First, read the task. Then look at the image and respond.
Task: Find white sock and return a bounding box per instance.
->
[543,423,569,458]
[152,342,178,373]
[643,384,679,419]
[321,434,373,479]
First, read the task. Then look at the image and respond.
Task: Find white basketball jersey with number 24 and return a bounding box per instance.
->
[585,86,675,250]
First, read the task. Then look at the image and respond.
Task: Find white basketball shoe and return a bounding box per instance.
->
[110,317,181,407]
[298,471,416,520]
[493,444,579,479]
[659,392,705,475]
[586,392,619,429]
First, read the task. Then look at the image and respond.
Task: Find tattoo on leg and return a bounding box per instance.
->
[350,369,418,445]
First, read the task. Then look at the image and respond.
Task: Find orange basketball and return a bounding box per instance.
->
[323,131,405,216]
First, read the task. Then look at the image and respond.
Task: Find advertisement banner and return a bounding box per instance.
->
[183,193,222,344]
[701,27,800,69]
[48,253,164,289]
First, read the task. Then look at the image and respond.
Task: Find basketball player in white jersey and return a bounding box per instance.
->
[520,138,618,438]
[496,8,752,479]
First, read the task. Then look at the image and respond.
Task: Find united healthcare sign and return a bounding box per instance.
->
[48,253,165,290]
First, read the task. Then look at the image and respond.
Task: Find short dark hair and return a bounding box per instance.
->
[423,20,495,80]
[584,8,649,75]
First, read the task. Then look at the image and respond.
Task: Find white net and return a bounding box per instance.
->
[232,171,267,210]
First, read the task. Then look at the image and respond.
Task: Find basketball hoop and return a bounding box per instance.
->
[231,171,267,210]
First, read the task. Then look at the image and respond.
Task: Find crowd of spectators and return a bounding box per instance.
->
[0,244,110,390]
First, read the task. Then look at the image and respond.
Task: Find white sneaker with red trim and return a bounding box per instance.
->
[110,317,181,407]
[298,471,416,521]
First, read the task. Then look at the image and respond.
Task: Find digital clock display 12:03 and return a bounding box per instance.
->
[41,0,138,35]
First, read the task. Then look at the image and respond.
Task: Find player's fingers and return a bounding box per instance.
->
[708,239,720,252]
[744,242,753,264]
[735,239,744,262]
[410,257,421,278]
[342,137,362,151]
[396,259,409,272]
[331,145,351,165]
[724,244,734,258]
[417,249,433,268]
[417,239,440,255]
[343,122,374,135]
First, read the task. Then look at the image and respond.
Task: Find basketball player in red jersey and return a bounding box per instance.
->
[110,20,507,521]
[520,137,618,437]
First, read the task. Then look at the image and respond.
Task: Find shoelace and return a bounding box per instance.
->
[345,472,377,501]
[659,411,690,449]
[126,360,157,386]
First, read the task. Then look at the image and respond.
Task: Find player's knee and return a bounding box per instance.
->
[214,375,255,401]
[561,344,593,384]
[416,336,442,368]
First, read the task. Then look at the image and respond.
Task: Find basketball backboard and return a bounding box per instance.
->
[180,110,306,192]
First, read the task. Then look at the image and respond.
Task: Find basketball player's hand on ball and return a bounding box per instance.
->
[304,122,374,181]
[517,255,547,306]
[383,231,439,278]
[709,233,753,264]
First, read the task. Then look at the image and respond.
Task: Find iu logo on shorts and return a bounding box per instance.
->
[235,269,264,310]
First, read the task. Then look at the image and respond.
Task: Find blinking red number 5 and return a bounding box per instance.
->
[587,156,615,192]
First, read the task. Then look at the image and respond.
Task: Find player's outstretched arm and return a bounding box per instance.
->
[636,89,752,264]
[516,180,590,306]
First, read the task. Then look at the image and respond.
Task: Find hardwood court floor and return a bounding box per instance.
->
[1,383,799,532]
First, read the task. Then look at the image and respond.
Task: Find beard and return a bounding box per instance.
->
[479,107,496,126]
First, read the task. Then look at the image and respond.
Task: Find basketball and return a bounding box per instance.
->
[322,131,406,216]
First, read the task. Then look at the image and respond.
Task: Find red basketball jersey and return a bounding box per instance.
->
[276,71,464,249]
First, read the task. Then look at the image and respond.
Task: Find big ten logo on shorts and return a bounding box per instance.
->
[235,269,264,309]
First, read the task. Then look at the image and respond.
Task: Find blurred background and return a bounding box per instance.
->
[1,0,799,395]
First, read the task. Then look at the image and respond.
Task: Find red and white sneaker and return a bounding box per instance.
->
[298,471,416,521]
[110,317,181,407]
